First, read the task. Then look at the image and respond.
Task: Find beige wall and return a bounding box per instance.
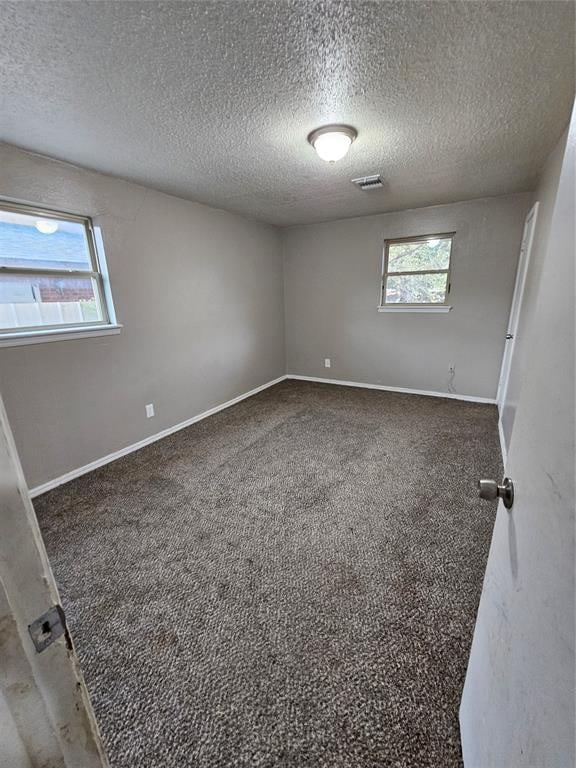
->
[283,194,530,399]
[0,144,285,489]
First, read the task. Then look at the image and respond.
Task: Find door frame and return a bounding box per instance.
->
[496,201,539,455]
[0,392,108,767]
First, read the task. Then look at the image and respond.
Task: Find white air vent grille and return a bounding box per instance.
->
[351,174,384,191]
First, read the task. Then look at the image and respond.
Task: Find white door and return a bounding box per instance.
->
[0,393,108,768]
[460,107,575,766]
[497,201,539,458]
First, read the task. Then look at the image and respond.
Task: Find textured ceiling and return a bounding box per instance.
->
[0,1,574,227]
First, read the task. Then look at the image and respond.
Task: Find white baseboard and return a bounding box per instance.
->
[29,375,287,498]
[285,374,497,404]
[29,372,496,498]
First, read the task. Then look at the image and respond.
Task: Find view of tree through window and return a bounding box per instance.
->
[382,235,453,305]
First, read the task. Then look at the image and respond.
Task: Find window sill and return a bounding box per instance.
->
[0,324,122,348]
[377,305,452,314]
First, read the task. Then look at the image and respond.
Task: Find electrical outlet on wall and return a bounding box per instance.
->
[324,358,331,368]
[145,403,155,418]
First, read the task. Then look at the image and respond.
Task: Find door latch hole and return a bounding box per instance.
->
[28,605,66,653]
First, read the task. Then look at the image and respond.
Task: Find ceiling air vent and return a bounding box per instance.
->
[351,174,384,191]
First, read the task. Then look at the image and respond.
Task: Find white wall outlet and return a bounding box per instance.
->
[145,403,155,418]
[324,358,331,368]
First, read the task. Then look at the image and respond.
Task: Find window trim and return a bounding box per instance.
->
[379,231,455,311]
[0,200,119,340]
[0,324,122,348]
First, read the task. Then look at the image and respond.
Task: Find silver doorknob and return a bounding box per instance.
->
[478,477,514,509]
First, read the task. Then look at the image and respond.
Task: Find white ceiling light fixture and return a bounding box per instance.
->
[35,219,59,234]
[308,124,357,163]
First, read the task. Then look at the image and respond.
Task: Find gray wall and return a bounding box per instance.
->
[499,128,569,442]
[0,144,285,489]
[0,144,536,490]
[283,194,530,399]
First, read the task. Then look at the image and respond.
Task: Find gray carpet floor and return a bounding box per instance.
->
[34,380,500,768]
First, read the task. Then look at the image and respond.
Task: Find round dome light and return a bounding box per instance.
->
[308,124,357,163]
[35,219,59,234]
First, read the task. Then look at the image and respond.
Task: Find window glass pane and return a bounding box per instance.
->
[387,237,452,273]
[0,274,103,330]
[385,272,448,304]
[0,209,92,270]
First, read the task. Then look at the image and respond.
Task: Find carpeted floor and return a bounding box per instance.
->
[34,380,500,768]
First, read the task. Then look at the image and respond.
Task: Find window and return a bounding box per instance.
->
[380,232,454,310]
[0,201,118,343]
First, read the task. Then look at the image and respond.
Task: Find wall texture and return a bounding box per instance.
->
[283,194,530,399]
[0,144,285,489]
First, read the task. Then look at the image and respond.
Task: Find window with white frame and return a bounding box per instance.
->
[380,233,454,307]
[0,201,116,339]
